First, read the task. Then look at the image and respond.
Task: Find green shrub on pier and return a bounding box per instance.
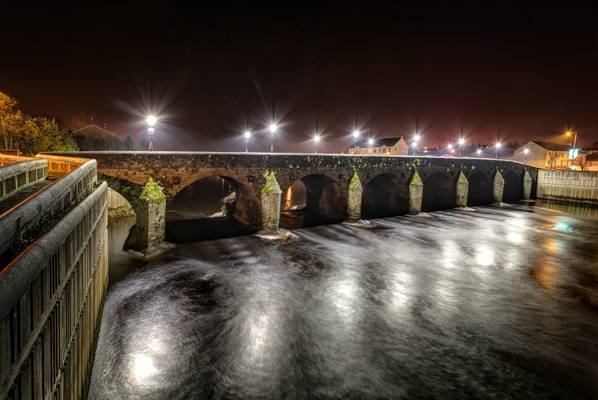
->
[140,177,166,203]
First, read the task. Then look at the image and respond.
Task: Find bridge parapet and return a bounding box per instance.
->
[0,159,97,264]
[0,182,108,400]
[0,158,48,202]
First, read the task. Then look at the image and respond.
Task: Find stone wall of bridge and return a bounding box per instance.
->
[46,152,538,251]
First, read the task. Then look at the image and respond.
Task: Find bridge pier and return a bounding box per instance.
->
[124,198,167,255]
[122,177,172,258]
[260,171,282,232]
[409,171,423,214]
[493,169,505,203]
[347,172,363,222]
[456,171,469,207]
[523,169,533,200]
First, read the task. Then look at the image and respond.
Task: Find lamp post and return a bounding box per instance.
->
[269,123,278,152]
[412,134,421,156]
[458,138,465,157]
[368,138,374,153]
[352,129,360,150]
[447,143,453,156]
[243,130,251,153]
[565,129,578,148]
[146,115,157,151]
[495,142,502,159]
[313,133,321,154]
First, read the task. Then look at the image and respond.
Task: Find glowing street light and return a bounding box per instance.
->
[457,137,466,156]
[476,148,482,156]
[412,134,421,156]
[243,130,251,152]
[351,129,361,149]
[495,141,502,159]
[565,129,578,148]
[313,133,321,153]
[268,122,278,152]
[146,115,157,127]
[145,115,157,151]
[368,138,374,147]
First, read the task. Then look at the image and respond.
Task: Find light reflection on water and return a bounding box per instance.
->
[89,203,598,399]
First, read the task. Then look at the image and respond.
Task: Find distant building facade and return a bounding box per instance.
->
[581,153,598,171]
[73,124,125,150]
[348,137,409,155]
[512,141,571,169]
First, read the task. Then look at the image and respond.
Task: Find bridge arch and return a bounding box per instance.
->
[361,173,409,218]
[422,171,456,211]
[466,170,493,206]
[167,174,262,241]
[280,173,346,228]
[502,170,523,202]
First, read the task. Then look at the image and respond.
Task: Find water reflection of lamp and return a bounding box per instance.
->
[132,353,157,383]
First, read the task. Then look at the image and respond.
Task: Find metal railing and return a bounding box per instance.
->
[0,158,48,202]
[0,160,97,260]
[0,182,108,400]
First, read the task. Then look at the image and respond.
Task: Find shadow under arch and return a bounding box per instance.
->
[422,171,456,211]
[502,171,523,202]
[280,173,346,228]
[466,171,493,206]
[166,174,262,242]
[361,173,409,218]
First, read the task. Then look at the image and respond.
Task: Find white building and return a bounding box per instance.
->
[512,141,571,169]
[348,137,409,155]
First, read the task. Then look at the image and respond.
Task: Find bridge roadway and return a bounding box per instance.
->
[47,151,538,256]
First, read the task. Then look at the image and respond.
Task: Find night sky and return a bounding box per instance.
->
[1,5,597,152]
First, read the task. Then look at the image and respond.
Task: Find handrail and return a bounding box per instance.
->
[0,158,48,202]
[0,159,97,260]
[0,180,106,319]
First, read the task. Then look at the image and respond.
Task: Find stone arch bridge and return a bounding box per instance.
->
[48,152,538,255]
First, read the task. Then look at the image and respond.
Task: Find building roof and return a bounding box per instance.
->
[73,123,118,137]
[352,136,405,148]
[529,141,571,152]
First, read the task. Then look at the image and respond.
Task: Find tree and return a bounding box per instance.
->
[0,91,22,149]
[0,90,78,154]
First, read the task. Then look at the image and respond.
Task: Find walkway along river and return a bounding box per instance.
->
[88,202,598,399]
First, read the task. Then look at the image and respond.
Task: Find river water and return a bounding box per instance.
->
[89,201,598,399]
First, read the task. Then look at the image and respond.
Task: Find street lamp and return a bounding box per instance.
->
[458,138,465,157]
[476,148,482,156]
[368,138,374,146]
[412,134,421,155]
[269,123,278,152]
[146,115,157,151]
[565,129,578,148]
[313,133,321,154]
[243,130,251,153]
[495,142,502,159]
[352,129,360,149]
